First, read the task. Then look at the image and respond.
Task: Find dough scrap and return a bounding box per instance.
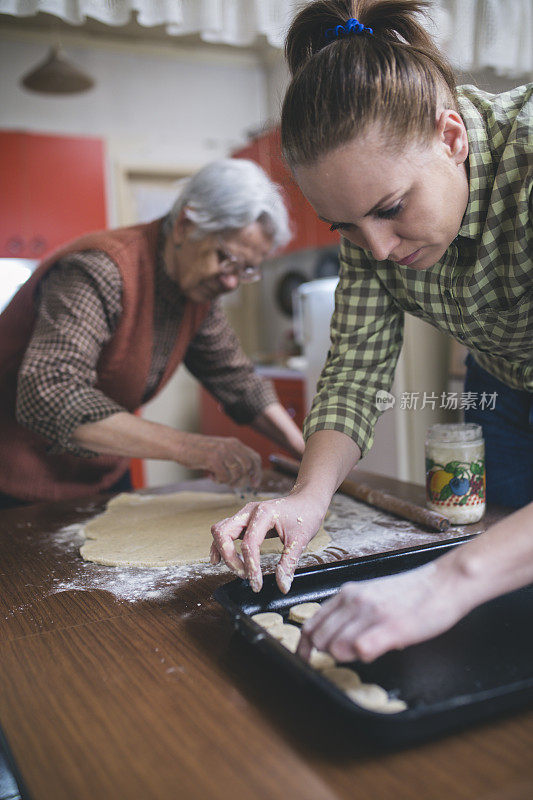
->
[288,602,322,624]
[251,612,284,630]
[80,491,331,568]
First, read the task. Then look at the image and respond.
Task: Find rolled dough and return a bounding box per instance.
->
[80,491,331,568]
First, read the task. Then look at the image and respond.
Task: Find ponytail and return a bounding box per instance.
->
[282,0,457,167]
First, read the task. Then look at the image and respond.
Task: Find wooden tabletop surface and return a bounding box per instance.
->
[1,469,532,800]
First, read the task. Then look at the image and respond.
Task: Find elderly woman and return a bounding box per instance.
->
[211,2,532,664]
[0,158,304,507]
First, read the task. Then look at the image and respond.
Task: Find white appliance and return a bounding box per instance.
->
[0,259,38,313]
[294,278,339,411]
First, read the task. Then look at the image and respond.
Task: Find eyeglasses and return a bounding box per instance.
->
[216,240,262,284]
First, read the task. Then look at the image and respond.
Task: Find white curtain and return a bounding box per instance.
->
[430,0,532,77]
[0,0,296,47]
[1,0,531,76]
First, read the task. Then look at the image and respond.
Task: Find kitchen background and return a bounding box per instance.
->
[1,0,531,488]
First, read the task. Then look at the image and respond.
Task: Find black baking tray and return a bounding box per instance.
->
[214,538,533,748]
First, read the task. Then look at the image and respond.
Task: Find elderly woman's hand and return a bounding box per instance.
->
[297,559,471,663]
[210,493,327,592]
[177,433,262,489]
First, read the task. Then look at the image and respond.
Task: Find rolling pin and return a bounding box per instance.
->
[269,454,450,533]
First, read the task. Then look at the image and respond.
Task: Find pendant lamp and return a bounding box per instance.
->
[21,45,95,95]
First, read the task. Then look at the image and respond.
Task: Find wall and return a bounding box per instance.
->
[0,28,269,225]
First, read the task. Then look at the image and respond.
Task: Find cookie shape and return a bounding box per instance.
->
[288,602,322,624]
[251,612,284,630]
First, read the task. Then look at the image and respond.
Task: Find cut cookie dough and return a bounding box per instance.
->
[322,669,408,712]
[288,602,322,624]
[80,491,331,568]
[251,612,284,630]
[374,698,408,714]
[322,667,362,692]
[269,623,300,640]
[280,628,302,653]
[308,649,336,670]
[348,683,390,709]
[269,623,301,652]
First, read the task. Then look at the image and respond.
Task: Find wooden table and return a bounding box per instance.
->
[1,470,532,800]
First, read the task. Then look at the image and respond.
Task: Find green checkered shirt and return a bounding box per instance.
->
[304,83,532,456]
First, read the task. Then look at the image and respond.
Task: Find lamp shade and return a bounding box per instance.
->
[21,46,94,94]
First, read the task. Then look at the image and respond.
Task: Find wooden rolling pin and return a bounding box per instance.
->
[269,454,450,533]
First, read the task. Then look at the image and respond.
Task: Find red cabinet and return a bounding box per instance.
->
[0,131,107,258]
[200,373,305,466]
[232,127,339,253]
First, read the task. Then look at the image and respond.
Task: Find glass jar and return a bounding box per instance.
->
[425,423,486,524]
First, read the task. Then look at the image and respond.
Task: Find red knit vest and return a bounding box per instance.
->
[0,218,210,502]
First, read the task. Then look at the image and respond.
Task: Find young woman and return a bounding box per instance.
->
[211,0,532,664]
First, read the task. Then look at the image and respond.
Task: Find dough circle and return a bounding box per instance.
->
[375,698,408,714]
[251,612,284,630]
[269,623,301,652]
[288,602,322,624]
[323,668,408,712]
[348,683,389,709]
[308,649,336,670]
[80,491,331,568]
[280,628,302,653]
[322,666,362,692]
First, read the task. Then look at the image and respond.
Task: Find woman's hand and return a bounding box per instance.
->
[177,433,262,489]
[210,493,327,592]
[298,502,533,664]
[297,560,471,664]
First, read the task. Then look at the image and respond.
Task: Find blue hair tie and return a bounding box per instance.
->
[325,17,373,41]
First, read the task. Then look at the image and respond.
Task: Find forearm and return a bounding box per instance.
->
[72,411,191,460]
[73,411,263,487]
[250,402,305,458]
[292,430,362,513]
[435,502,533,616]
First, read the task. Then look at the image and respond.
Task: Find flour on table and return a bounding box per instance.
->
[80,491,330,568]
[43,488,468,604]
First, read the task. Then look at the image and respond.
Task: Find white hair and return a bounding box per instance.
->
[167,158,291,251]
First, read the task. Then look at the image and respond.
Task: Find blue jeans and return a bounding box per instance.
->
[464,354,533,508]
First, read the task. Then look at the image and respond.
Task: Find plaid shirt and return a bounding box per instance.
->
[304,83,532,456]
[17,223,276,457]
